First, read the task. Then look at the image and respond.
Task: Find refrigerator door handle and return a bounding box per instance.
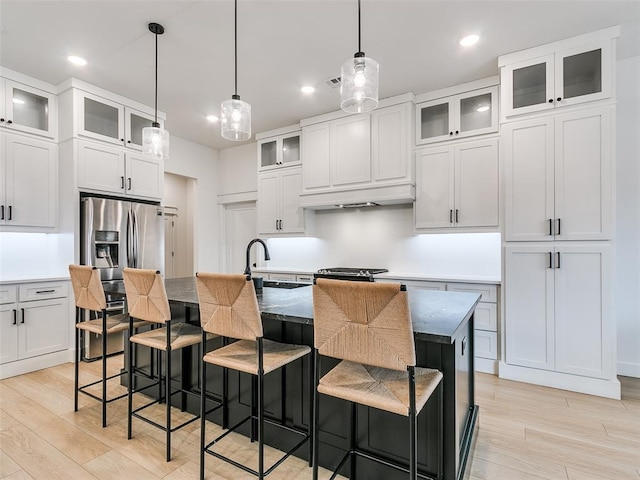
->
[84,199,94,267]
[132,209,139,268]
[126,209,133,268]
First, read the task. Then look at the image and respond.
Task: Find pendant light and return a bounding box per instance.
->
[221,0,251,141]
[142,22,170,159]
[340,0,379,114]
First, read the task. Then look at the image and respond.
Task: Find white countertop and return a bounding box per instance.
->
[0,276,70,285]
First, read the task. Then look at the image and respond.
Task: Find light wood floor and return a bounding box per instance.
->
[0,357,638,479]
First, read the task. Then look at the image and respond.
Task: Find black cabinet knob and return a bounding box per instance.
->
[6,120,12,124]
[557,97,562,102]
[455,130,459,135]
[0,118,4,122]
[121,138,125,142]
[127,140,131,144]
[449,132,453,136]
[548,99,554,103]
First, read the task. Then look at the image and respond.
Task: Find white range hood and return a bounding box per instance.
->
[299,183,415,210]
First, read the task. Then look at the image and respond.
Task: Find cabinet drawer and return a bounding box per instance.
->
[0,285,17,304]
[19,282,68,301]
[296,274,314,284]
[475,330,498,360]
[268,273,297,281]
[446,282,498,303]
[473,302,497,331]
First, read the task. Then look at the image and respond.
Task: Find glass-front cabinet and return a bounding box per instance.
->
[257,128,301,171]
[0,79,57,139]
[76,90,163,149]
[416,86,498,145]
[502,41,611,118]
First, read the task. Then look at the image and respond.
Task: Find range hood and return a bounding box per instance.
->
[299,183,415,210]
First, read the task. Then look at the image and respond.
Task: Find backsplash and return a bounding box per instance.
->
[0,232,74,280]
[264,204,501,279]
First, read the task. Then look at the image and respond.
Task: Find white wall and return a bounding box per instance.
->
[0,232,74,280]
[217,143,257,196]
[164,136,219,272]
[264,205,501,280]
[615,55,640,377]
[164,172,194,277]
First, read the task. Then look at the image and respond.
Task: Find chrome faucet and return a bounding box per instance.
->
[244,238,271,277]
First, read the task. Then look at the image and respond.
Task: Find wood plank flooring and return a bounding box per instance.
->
[1,357,638,479]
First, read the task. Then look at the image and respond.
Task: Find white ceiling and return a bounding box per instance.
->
[1,1,639,151]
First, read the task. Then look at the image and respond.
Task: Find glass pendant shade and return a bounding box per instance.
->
[142,124,170,160]
[221,95,251,141]
[340,54,379,113]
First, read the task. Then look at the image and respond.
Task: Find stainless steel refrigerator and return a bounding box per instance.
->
[80,195,164,359]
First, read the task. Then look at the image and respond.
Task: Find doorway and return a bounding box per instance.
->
[163,172,195,278]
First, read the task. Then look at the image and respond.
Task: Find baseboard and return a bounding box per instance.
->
[498,362,621,399]
[617,361,640,378]
[475,357,498,375]
[0,349,74,380]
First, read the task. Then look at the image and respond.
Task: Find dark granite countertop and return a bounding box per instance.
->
[105,277,480,344]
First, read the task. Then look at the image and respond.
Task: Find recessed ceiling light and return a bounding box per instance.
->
[206,115,219,123]
[459,34,480,47]
[301,85,315,94]
[476,105,490,112]
[67,54,87,66]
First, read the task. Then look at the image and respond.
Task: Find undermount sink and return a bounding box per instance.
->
[263,280,308,289]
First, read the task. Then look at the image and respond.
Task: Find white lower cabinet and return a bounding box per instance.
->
[0,282,70,371]
[504,244,613,380]
[77,139,163,200]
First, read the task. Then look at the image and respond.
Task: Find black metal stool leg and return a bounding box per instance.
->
[74,307,80,413]
[127,318,134,440]
[312,350,320,480]
[101,309,107,428]
[251,376,257,442]
[258,338,265,479]
[166,323,172,462]
[409,366,417,480]
[200,332,207,480]
[350,402,357,479]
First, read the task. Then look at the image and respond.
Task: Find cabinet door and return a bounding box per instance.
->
[257,172,280,235]
[0,303,18,364]
[281,133,301,167]
[126,153,163,199]
[504,246,555,370]
[554,107,612,240]
[258,138,278,169]
[77,91,125,146]
[503,117,555,241]
[3,134,57,228]
[416,98,453,144]
[280,169,304,233]
[331,115,371,187]
[554,245,612,379]
[502,54,555,117]
[372,103,411,182]
[454,139,499,228]
[3,80,57,139]
[302,123,331,190]
[414,146,454,229]
[19,297,69,359]
[456,86,499,139]
[555,42,612,107]
[125,107,160,151]
[77,140,126,194]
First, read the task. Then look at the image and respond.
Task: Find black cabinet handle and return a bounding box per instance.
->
[449,132,453,136]
[548,252,553,269]
[8,206,12,221]
[1,205,4,220]
[6,120,13,124]
[279,219,283,230]
[13,309,17,325]
[556,252,561,269]
[556,218,561,235]
[455,130,459,135]
[275,219,278,230]
[21,308,25,323]
[455,209,459,223]
[449,209,453,223]
[121,138,125,142]
[0,118,4,122]
[557,97,562,102]
[121,176,125,189]
[549,218,553,236]
[36,289,55,294]
[548,99,554,103]
[127,140,131,144]
[127,178,132,190]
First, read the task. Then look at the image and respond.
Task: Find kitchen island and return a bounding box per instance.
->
[107,278,480,480]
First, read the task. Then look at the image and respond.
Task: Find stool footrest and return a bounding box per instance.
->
[330,449,436,480]
[203,413,310,478]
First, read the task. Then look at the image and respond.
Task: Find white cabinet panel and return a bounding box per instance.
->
[0,303,18,364]
[257,172,280,235]
[19,298,69,359]
[372,103,411,182]
[471,302,497,332]
[446,283,498,303]
[1,79,58,139]
[257,167,305,236]
[280,169,304,233]
[332,115,371,187]
[78,140,126,194]
[0,285,17,304]
[301,123,330,190]
[414,147,454,229]
[1,134,57,228]
[475,330,498,360]
[126,153,163,199]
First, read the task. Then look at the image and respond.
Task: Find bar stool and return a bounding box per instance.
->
[196,272,312,480]
[123,268,210,462]
[69,264,150,427]
[311,278,443,480]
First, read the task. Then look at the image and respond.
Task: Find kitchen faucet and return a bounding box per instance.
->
[244,238,270,278]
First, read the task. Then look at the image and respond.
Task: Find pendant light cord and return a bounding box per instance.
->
[234,0,238,96]
[154,31,158,124]
[357,0,361,53]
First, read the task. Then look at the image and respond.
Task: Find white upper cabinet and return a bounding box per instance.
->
[76,90,162,150]
[77,139,163,200]
[372,102,412,182]
[503,106,612,241]
[256,126,301,172]
[0,78,57,139]
[0,133,57,229]
[499,28,618,119]
[415,138,499,231]
[416,86,498,145]
[257,167,306,235]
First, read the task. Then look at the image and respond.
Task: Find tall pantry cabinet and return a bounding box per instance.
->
[499,27,620,399]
